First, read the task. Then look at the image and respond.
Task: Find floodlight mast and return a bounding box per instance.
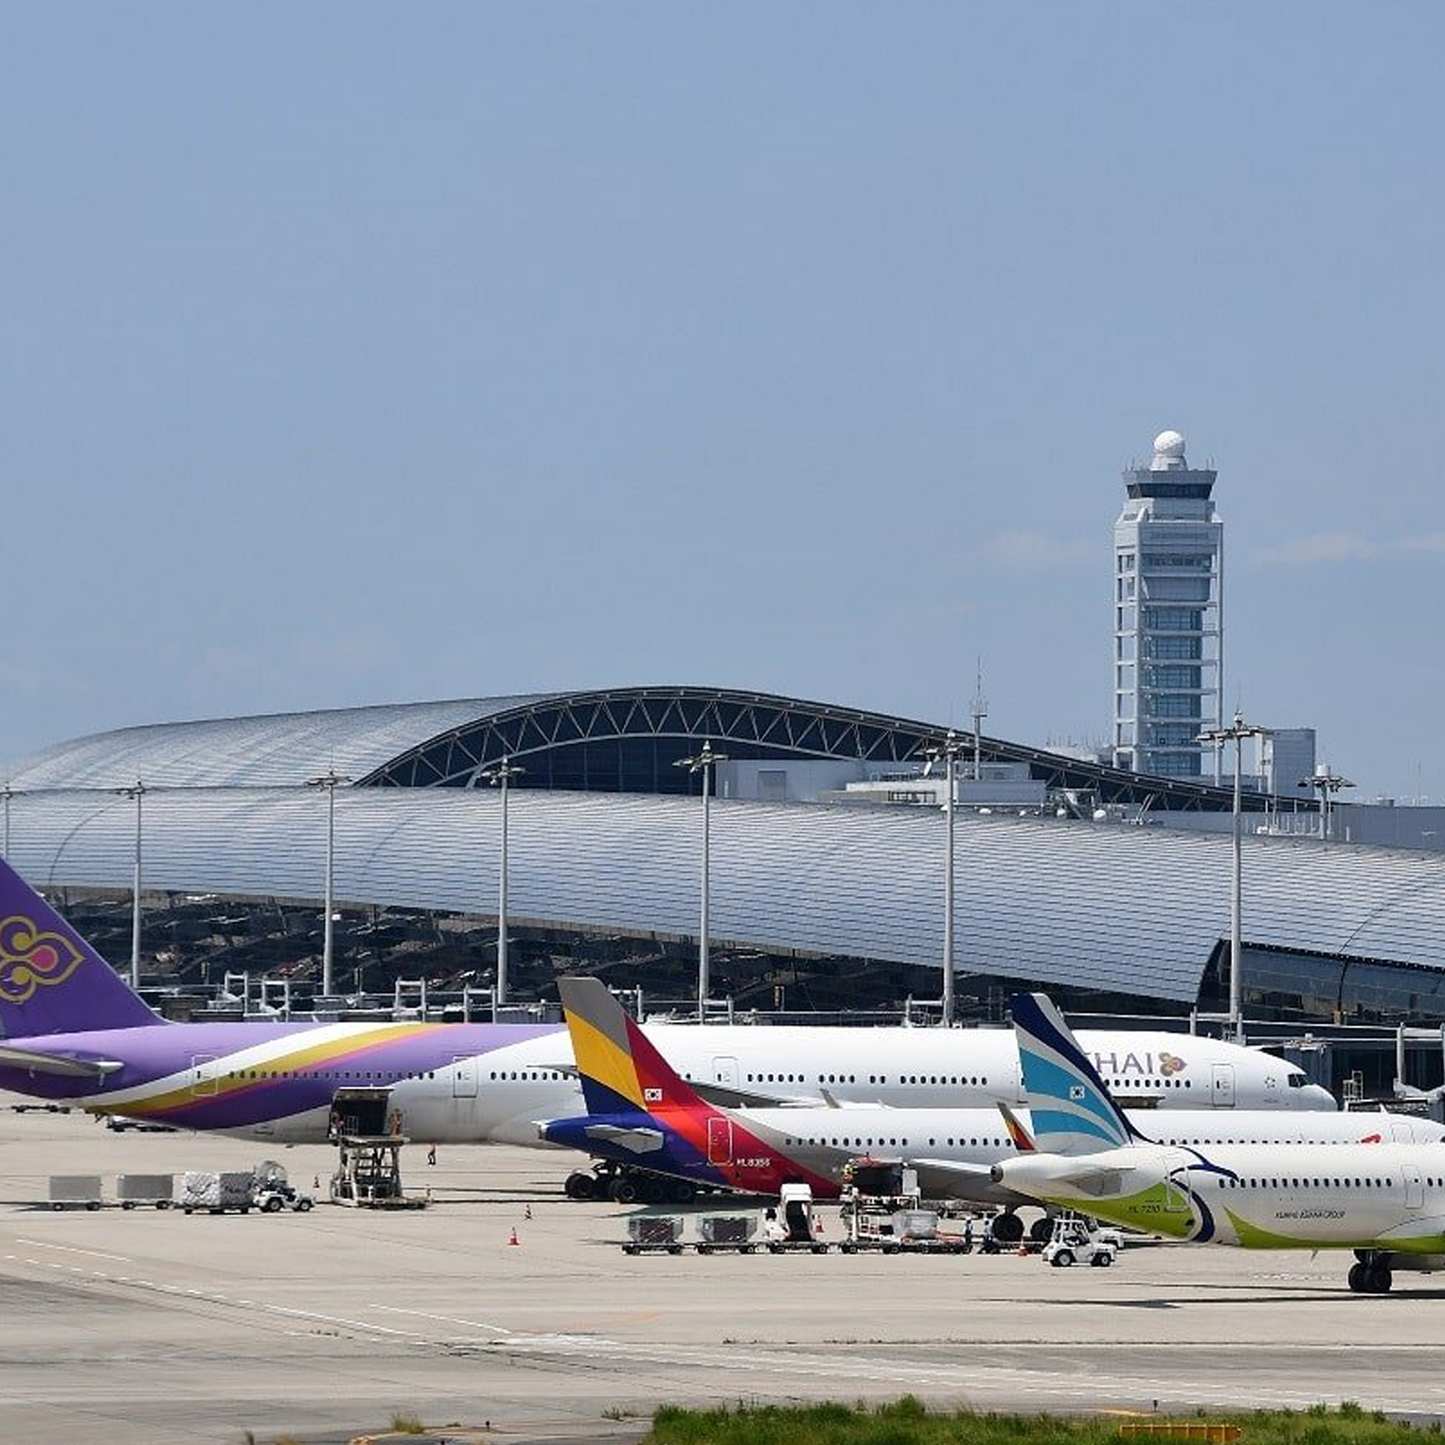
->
[674,740,729,1022]
[1,783,13,859]
[305,771,351,999]
[1196,712,1270,1042]
[479,756,526,1009]
[113,781,148,991]
[920,731,967,1027]
[1297,766,1356,842]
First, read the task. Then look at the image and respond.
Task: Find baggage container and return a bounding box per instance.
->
[696,1214,757,1253]
[181,1170,254,1214]
[48,1175,103,1210]
[622,1215,684,1254]
[117,1174,175,1210]
[892,1209,939,1240]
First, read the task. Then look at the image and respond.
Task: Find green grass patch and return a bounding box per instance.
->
[642,1399,1420,1445]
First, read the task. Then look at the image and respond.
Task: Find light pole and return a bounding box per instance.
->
[479,756,525,1009]
[674,740,728,1022]
[1197,712,1270,1042]
[1,783,14,859]
[305,771,351,998]
[921,731,967,1027]
[1298,766,1356,841]
[114,781,147,991]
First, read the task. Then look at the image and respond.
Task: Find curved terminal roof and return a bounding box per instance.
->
[2,687,1309,813]
[2,695,557,790]
[5,786,1443,1006]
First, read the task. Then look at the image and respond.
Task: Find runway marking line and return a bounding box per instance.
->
[11,1239,134,1262]
[371,1305,515,1334]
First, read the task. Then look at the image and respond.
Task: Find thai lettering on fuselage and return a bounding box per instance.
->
[1091,1051,1154,1079]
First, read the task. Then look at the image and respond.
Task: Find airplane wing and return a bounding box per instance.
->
[582,1123,666,1155]
[0,1045,123,1080]
[689,1081,825,1109]
[909,1158,997,1180]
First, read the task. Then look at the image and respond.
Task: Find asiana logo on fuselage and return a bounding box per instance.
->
[1089,1049,1188,1080]
[0,916,85,1004]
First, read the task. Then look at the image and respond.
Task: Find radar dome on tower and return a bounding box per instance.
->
[1150,429,1187,471]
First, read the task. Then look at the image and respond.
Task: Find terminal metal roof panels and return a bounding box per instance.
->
[1,695,558,791]
[6,788,1443,1006]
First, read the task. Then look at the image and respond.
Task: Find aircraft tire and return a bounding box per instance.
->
[668,1180,698,1204]
[1348,1262,1369,1293]
[612,1179,641,1204]
[991,1212,1024,1244]
[563,1172,595,1201]
[1367,1265,1393,1294]
[1029,1216,1053,1243]
[640,1178,667,1205]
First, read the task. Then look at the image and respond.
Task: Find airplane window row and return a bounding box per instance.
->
[739,1073,992,1087]
[226,1069,439,1081]
[488,1071,569,1081]
[784,1136,1016,1150]
[1212,1176,1424,1189]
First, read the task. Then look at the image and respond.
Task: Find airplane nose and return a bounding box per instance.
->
[1302,1083,1338,1110]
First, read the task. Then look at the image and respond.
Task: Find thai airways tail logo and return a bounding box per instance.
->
[0,917,85,1004]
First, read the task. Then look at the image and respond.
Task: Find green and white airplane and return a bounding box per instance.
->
[994,993,1445,1294]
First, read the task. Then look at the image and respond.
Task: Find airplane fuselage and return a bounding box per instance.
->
[998,1139,1445,1262]
[0,1017,1333,1145]
[543,1103,1441,1203]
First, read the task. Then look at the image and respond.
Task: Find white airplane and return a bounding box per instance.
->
[539,976,1434,1231]
[0,854,1333,1153]
[993,993,1445,1293]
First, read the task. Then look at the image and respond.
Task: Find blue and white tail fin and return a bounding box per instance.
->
[1009,992,1143,1155]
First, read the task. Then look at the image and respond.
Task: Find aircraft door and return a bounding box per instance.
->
[712,1056,739,1089]
[1211,1064,1236,1109]
[1405,1160,1424,1210]
[707,1116,733,1165]
[452,1056,478,1099]
[190,1054,218,1098]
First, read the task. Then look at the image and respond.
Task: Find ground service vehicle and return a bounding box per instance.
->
[1041,1217,1119,1267]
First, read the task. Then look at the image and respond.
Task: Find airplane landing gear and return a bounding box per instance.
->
[1348,1252,1393,1294]
[990,1210,1025,1244]
[562,1162,701,1205]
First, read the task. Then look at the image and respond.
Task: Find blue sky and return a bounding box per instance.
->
[3,4,1441,800]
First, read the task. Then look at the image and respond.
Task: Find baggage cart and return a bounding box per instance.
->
[621,1214,685,1254]
[117,1174,175,1210]
[696,1214,758,1254]
[48,1175,103,1211]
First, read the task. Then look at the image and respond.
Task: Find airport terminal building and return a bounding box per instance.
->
[4,686,1445,1067]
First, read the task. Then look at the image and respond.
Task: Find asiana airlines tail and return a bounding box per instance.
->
[994,992,1445,1294]
[0,854,1330,1151]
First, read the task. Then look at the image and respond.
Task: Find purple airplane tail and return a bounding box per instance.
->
[0,855,157,1039]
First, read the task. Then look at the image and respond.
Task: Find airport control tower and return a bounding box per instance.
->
[1112,430,1224,781]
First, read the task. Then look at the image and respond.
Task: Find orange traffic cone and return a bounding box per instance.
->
[508,1227,520,1246]
[1017,1243,1029,1257]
